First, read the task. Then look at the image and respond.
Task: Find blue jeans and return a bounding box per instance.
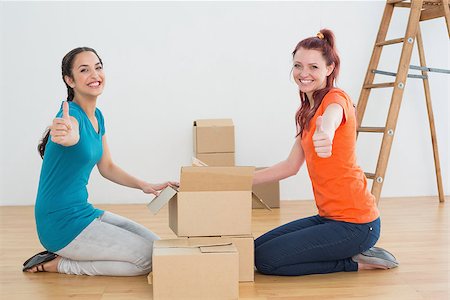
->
[255,215,380,276]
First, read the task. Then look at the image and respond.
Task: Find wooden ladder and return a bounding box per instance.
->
[356,0,450,203]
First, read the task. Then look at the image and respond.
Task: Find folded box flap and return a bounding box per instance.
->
[147,186,178,214]
[252,192,272,211]
[154,237,232,249]
[180,166,255,191]
[194,119,233,127]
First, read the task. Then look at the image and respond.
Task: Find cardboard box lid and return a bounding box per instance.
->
[154,237,236,254]
[180,166,254,192]
[194,119,234,127]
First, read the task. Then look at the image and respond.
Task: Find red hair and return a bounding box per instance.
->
[293,29,340,137]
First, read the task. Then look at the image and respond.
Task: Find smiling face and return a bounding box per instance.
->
[64,51,105,101]
[292,47,334,100]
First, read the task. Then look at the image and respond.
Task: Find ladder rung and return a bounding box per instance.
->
[363,82,395,89]
[365,173,376,180]
[386,0,405,3]
[376,38,405,46]
[394,2,411,8]
[358,127,385,133]
[372,69,428,79]
[409,65,450,74]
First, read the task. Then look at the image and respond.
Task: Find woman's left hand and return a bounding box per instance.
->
[313,116,333,158]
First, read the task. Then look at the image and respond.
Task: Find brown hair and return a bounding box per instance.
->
[37,47,103,158]
[293,29,340,137]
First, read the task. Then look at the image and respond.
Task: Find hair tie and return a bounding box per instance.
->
[316,32,324,40]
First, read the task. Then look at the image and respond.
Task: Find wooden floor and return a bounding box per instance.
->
[0,196,448,299]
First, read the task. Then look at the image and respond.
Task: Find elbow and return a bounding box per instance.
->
[280,161,301,179]
[97,166,107,178]
[287,165,300,177]
[97,162,113,179]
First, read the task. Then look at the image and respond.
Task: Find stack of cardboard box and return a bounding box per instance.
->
[193,119,235,166]
[147,166,255,299]
[146,118,283,298]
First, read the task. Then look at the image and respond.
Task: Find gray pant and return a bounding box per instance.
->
[55,211,159,276]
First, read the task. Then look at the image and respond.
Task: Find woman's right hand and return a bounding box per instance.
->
[141,181,180,196]
[50,101,80,146]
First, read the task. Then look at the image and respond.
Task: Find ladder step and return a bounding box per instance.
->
[358,127,385,133]
[365,172,376,180]
[372,69,427,79]
[409,65,450,74]
[386,0,405,3]
[376,38,405,46]
[420,5,446,21]
[363,82,395,89]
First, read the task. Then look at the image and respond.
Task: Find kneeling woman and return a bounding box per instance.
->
[253,29,398,276]
[23,47,176,276]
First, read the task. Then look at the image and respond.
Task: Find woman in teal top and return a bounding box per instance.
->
[23,47,176,276]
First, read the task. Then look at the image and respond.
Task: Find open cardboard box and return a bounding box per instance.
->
[191,158,272,210]
[149,237,239,299]
[148,166,255,236]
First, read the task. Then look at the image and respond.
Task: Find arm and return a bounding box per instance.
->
[313,103,344,158]
[253,136,305,185]
[97,135,175,195]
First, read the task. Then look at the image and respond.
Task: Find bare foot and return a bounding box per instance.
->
[358,262,388,270]
[26,256,61,273]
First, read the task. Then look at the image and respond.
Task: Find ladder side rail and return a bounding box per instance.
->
[356,3,395,131]
[371,0,425,202]
[416,25,445,202]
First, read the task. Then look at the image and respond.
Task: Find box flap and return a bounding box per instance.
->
[180,166,254,191]
[221,234,254,239]
[192,157,208,167]
[154,237,232,249]
[194,119,233,127]
[252,192,272,211]
[147,186,178,214]
[200,244,237,253]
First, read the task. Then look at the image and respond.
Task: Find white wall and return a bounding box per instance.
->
[0,1,448,206]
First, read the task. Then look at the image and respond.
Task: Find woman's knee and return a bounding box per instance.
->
[134,243,153,271]
[254,250,276,275]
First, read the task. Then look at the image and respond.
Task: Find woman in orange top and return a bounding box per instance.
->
[253,29,398,276]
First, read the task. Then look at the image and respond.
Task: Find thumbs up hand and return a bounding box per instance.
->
[50,101,80,146]
[312,116,332,158]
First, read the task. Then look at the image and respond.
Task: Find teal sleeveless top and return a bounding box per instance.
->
[35,101,105,252]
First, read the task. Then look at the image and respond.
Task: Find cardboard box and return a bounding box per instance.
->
[196,152,235,166]
[252,167,280,208]
[228,235,254,282]
[150,237,239,300]
[148,166,254,236]
[193,119,235,154]
[188,235,254,282]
